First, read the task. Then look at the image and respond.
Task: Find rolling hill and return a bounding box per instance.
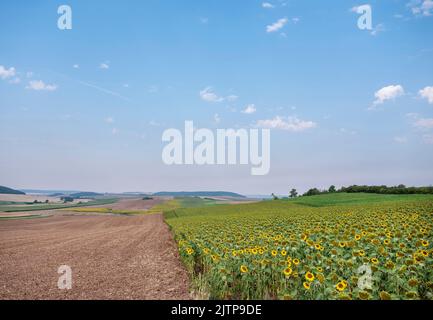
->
[0,186,25,195]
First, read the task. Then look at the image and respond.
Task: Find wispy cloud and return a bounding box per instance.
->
[394,136,408,143]
[423,133,433,144]
[407,0,433,16]
[266,17,288,33]
[99,62,110,69]
[256,116,317,132]
[262,2,275,9]
[78,80,130,102]
[214,113,221,124]
[199,87,225,103]
[0,65,16,79]
[242,104,257,114]
[370,23,385,36]
[407,113,433,130]
[26,80,57,91]
[104,117,114,124]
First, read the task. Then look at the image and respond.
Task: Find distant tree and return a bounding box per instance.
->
[289,189,298,198]
[271,193,279,200]
[328,185,336,193]
[303,188,322,197]
[45,200,49,203]
[61,196,74,203]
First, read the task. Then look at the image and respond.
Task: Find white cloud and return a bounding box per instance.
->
[242,104,257,114]
[292,17,300,24]
[0,65,16,79]
[99,63,110,69]
[26,80,57,91]
[372,85,404,106]
[419,86,433,104]
[408,0,433,16]
[262,2,275,9]
[199,87,224,102]
[266,18,288,33]
[214,113,221,124]
[105,117,114,124]
[73,64,79,69]
[256,116,317,132]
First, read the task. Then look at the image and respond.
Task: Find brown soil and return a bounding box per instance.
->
[0,214,190,300]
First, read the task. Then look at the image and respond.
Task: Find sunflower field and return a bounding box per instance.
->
[165,194,433,300]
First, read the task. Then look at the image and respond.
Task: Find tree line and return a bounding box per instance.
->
[283,184,433,198]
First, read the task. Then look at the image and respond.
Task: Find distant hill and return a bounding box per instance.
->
[70,192,102,198]
[0,186,25,195]
[153,191,246,198]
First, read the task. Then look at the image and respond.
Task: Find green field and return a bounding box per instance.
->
[0,198,118,213]
[165,193,433,300]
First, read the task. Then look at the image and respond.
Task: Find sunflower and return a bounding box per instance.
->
[281,249,287,256]
[240,265,248,273]
[371,257,379,264]
[359,250,366,257]
[271,250,278,257]
[293,258,300,265]
[406,291,418,299]
[408,278,419,287]
[335,281,346,292]
[251,248,258,255]
[303,282,311,290]
[338,242,346,248]
[305,271,315,282]
[421,240,429,247]
[283,267,293,277]
[383,239,390,245]
[379,291,391,300]
[316,273,325,283]
[355,235,361,241]
[421,250,428,257]
[358,291,370,300]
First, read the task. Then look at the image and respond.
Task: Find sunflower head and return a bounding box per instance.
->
[305,271,315,282]
[283,267,293,277]
[379,291,391,300]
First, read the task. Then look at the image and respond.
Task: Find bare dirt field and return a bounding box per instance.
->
[0,214,190,300]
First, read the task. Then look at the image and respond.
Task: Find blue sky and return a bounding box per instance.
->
[1,0,433,194]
